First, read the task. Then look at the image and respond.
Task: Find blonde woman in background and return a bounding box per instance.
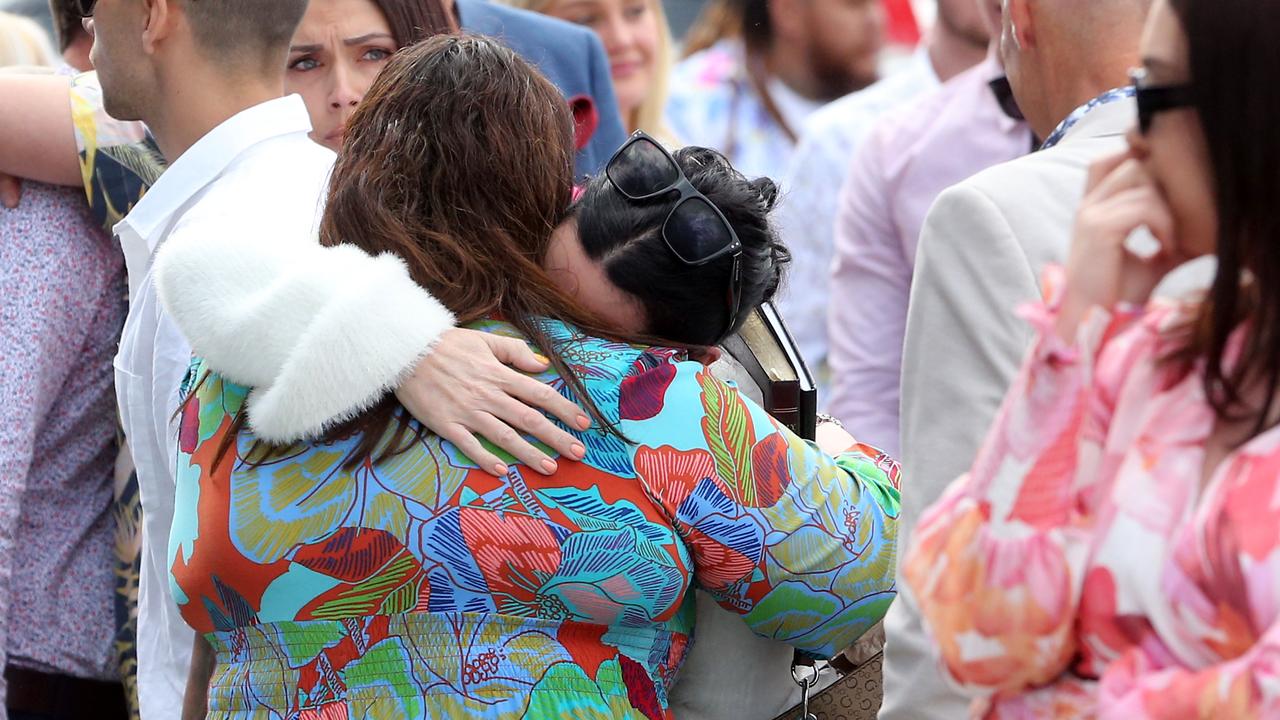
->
[500,0,676,141]
[0,11,57,67]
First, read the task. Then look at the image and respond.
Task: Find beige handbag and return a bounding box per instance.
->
[772,624,885,720]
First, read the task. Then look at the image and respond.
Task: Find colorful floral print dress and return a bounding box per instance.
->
[905,267,1280,718]
[171,319,902,719]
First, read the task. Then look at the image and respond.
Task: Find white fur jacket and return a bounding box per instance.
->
[153,228,455,444]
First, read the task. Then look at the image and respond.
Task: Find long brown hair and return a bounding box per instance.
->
[315,34,643,468]
[374,0,457,47]
[1167,0,1280,436]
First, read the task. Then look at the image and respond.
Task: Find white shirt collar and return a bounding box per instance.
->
[118,94,313,247]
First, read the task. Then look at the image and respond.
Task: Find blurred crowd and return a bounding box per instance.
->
[0,0,1273,718]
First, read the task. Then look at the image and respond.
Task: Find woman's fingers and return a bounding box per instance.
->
[504,372,591,432]
[0,173,21,209]
[436,423,509,477]
[489,389,587,462]
[1083,149,1135,195]
[395,328,590,475]
[470,412,560,475]
[483,334,551,374]
[1085,157,1152,205]
[1093,186,1177,256]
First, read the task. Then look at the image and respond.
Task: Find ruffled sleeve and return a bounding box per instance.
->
[902,265,1155,697]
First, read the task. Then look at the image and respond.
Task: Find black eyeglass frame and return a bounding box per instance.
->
[605,131,745,344]
[73,0,96,17]
[1131,68,1195,134]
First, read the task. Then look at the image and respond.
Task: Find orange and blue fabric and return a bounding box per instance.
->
[170,318,901,719]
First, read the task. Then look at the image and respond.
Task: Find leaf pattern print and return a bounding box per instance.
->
[171,319,901,718]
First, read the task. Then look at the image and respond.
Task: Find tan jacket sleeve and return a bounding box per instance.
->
[880,182,1042,719]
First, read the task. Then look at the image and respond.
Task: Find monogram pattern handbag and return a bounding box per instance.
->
[772,624,886,720]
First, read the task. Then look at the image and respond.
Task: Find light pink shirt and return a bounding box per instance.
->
[826,54,1031,455]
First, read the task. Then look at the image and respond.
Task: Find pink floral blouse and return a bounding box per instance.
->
[904,267,1280,719]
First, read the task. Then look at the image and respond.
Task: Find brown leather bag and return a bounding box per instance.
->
[772,653,884,720]
[772,623,885,720]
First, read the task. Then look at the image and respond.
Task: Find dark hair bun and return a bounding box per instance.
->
[575,143,791,346]
[750,177,780,213]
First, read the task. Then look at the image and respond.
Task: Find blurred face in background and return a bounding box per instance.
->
[540,0,661,122]
[799,0,884,98]
[936,0,994,46]
[286,0,398,151]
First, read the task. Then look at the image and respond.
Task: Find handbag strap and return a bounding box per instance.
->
[773,649,885,720]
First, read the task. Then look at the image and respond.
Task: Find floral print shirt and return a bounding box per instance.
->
[171,319,902,719]
[904,267,1280,718]
[69,72,164,232]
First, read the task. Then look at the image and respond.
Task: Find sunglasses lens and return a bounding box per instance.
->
[610,138,680,198]
[666,197,735,265]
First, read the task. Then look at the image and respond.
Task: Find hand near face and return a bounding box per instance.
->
[1055,150,1186,342]
[394,329,591,477]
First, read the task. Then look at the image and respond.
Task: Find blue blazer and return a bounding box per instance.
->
[457,0,628,178]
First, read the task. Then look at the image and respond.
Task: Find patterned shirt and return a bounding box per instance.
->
[664,39,823,181]
[1040,86,1136,150]
[0,181,126,690]
[905,267,1280,718]
[171,319,902,719]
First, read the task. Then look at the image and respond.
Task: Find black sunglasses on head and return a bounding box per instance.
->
[605,132,744,344]
[1131,67,1195,134]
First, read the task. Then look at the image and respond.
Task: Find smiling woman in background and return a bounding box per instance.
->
[500,0,675,141]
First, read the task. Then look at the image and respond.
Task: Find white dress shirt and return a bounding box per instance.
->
[113,95,335,720]
[773,50,938,380]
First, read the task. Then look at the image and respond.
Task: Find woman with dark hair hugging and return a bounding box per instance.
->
[158,34,899,719]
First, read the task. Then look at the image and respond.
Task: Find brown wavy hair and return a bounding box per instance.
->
[315,34,639,468]
[375,0,457,47]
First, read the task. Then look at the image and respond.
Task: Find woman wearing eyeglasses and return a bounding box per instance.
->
[902,0,1280,717]
[161,34,899,720]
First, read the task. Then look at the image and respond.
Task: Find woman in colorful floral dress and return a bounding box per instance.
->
[903,0,1280,717]
[169,35,900,719]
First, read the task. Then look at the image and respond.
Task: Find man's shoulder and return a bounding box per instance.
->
[219,134,333,191]
[921,133,1128,271]
[941,132,1127,217]
[872,64,988,151]
[180,136,332,232]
